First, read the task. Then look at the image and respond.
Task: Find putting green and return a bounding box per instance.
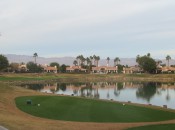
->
[15,96,175,122]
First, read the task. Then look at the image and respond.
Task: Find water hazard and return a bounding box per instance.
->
[21,82,175,109]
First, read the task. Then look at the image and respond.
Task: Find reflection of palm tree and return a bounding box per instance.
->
[107,87,110,99]
[114,87,120,97]
[156,89,162,95]
[166,88,170,101]
[59,83,67,91]
[88,84,93,98]
[94,88,99,99]
[117,82,124,90]
[114,83,124,97]
[80,88,85,97]
[73,89,78,95]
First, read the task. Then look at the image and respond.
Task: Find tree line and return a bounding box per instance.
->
[136,53,172,73]
[0,53,67,73]
[72,55,122,72]
[73,55,120,67]
[0,53,174,74]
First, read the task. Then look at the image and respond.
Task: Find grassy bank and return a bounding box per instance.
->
[1,73,175,83]
[15,95,175,123]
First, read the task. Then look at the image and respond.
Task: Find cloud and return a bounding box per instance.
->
[151,49,175,59]
[0,0,175,58]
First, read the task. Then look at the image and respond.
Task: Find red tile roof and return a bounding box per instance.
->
[44,66,57,71]
[66,66,87,71]
[92,66,118,71]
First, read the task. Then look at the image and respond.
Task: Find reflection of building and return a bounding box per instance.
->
[42,83,58,92]
[66,66,87,73]
[161,83,175,89]
[66,83,86,88]
[92,66,118,74]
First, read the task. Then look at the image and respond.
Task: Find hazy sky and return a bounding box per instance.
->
[0,0,175,59]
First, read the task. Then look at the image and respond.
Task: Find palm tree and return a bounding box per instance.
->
[136,55,140,63]
[96,56,100,67]
[166,55,171,67]
[106,57,110,66]
[33,53,38,64]
[147,53,151,57]
[86,57,91,66]
[76,55,81,66]
[114,57,120,66]
[90,56,93,65]
[156,60,162,66]
[79,55,85,66]
[93,55,97,66]
[157,60,162,65]
[73,60,78,66]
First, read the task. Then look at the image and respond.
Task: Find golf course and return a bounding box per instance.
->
[1,74,175,130]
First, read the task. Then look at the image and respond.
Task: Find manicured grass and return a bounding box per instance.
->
[126,124,175,130]
[15,96,175,122]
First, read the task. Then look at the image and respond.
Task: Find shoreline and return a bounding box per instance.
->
[1,73,175,84]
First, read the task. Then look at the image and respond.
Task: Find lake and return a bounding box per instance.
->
[21,82,175,109]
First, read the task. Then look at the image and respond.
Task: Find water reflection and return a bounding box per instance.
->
[136,82,158,102]
[21,82,175,109]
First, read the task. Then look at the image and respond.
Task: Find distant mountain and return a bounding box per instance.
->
[5,54,75,66]
[4,54,175,66]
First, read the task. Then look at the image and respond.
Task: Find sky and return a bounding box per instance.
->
[0,0,175,59]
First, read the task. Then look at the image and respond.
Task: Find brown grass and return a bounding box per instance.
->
[1,73,175,83]
[1,82,175,130]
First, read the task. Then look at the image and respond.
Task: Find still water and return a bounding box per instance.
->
[21,82,175,109]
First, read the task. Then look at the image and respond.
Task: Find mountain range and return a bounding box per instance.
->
[4,54,175,66]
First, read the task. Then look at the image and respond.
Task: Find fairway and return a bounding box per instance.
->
[15,96,175,123]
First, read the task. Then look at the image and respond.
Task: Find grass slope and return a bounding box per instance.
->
[1,73,175,82]
[16,96,175,123]
[126,124,175,130]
